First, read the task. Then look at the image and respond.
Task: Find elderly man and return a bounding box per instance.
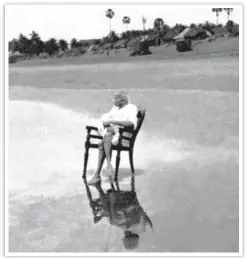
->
[88,90,138,185]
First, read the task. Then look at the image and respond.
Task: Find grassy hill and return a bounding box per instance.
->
[10,37,239,67]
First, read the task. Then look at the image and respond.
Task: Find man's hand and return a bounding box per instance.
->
[102,120,113,126]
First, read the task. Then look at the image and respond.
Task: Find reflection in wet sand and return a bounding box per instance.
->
[84,174,153,251]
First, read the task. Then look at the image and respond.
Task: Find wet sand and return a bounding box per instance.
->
[7,56,239,253]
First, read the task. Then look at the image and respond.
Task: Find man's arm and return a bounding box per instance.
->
[103,120,134,128]
[103,104,138,128]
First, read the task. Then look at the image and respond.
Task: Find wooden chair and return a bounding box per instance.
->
[82,109,146,180]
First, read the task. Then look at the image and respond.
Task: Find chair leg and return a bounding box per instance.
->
[84,179,93,202]
[82,148,89,179]
[131,174,135,192]
[116,180,120,191]
[115,151,121,181]
[129,150,135,173]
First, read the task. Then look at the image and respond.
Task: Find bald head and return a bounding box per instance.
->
[113,90,130,108]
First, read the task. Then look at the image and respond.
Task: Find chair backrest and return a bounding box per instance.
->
[130,109,146,147]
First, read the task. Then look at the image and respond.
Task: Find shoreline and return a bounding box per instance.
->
[9,49,238,70]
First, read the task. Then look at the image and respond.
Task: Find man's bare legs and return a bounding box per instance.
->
[88,126,115,185]
[103,130,115,179]
[88,141,105,185]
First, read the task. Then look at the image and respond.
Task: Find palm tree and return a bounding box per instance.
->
[106,8,115,34]
[122,16,130,31]
[212,8,223,25]
[142,16,147,32]
[224,8,233,22]
[153,18,164,31]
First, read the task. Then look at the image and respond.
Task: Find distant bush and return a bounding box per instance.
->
[226,20,239,36]
[39,52,49,59]
[70,47,84,56]
[9,55,17,63]
[93,39,101,45]
[56,50,65,58]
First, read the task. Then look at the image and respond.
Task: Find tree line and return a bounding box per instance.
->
[9,8,236,56]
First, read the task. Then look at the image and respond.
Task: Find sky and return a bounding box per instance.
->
[5,4,241,42]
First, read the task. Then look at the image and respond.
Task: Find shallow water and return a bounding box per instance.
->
[8,98,239,252]
[8,99,193,200]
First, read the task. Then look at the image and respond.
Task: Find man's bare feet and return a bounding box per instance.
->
[107,164,115,182]
[88,174,101,185]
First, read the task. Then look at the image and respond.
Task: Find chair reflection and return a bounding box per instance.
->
[83,174,153,250]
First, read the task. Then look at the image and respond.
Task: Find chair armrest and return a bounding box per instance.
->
[85,125,102,144]
[86,125,99,131]
[90,134,103,140]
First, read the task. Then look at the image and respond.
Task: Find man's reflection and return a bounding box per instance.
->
[84,175,153,250]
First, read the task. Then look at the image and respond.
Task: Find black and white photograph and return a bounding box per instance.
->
[5,0,242,255]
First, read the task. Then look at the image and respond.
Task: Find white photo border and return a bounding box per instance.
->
[2,0,244,259]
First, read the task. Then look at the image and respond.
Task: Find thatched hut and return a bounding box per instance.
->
[127,39,152,56]
[173,27,214,52]
[176,38,192,52]
[173,27,213,41]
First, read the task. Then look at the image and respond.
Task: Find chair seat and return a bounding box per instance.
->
[89,131,132,149]
[88,141,131,151]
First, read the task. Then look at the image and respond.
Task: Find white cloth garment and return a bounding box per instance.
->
[98,104,138,145]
